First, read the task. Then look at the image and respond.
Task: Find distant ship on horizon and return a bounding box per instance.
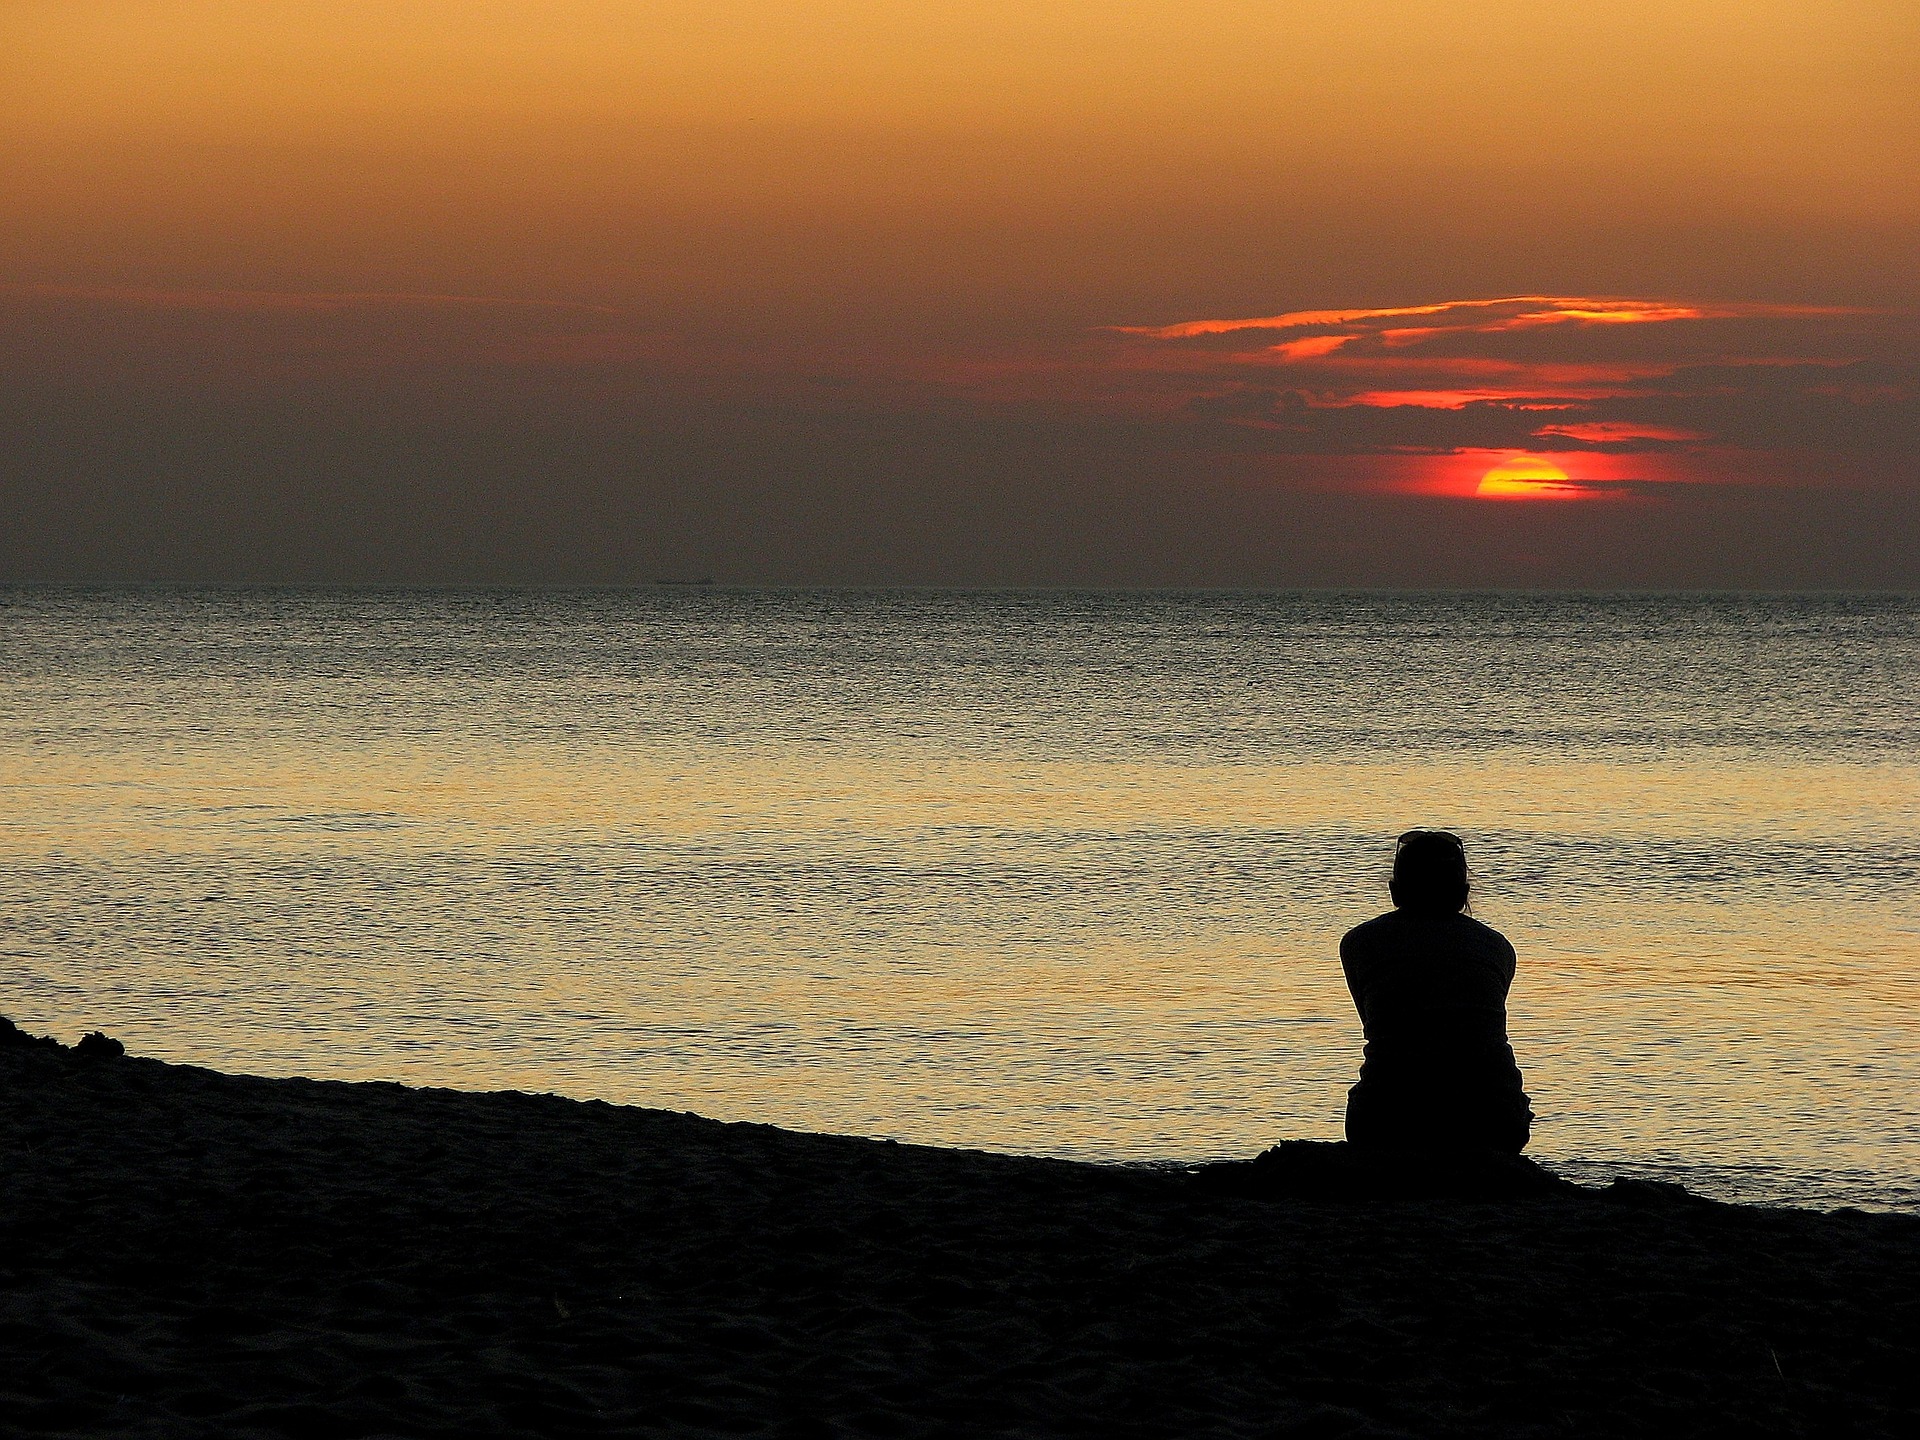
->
[652,577,716,586]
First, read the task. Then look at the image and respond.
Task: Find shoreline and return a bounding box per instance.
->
[5,1027,1916,1437]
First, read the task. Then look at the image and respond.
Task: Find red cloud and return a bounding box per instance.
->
[1533,421,1704,444]
[1090,294,1908,497]
[1113,295,1854,342]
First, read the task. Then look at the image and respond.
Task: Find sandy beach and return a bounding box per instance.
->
[4,1023,1915,1439]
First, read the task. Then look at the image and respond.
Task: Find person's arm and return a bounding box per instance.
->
[1338,929,1371,1027]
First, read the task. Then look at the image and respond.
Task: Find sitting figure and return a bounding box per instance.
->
[1340,830,1533,1153]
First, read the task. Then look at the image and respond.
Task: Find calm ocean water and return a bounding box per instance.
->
[2,588,1915,1210]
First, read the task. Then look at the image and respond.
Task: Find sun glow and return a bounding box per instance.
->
[1476,456,1576,498]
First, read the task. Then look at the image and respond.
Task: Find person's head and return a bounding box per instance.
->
[1388,829,1470,914]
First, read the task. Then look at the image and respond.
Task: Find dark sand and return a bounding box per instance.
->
[3,1027,1915,1438]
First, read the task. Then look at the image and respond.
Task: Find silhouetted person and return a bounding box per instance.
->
[1340,830,1533,1153]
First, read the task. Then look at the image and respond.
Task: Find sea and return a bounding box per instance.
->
[2,588,1915,1212]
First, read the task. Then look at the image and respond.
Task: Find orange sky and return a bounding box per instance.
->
[2,3,1916,582]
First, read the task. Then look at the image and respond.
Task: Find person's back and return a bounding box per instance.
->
[1340,831,1532,1153]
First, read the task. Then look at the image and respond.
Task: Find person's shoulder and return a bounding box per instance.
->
[1340,911,1403,956]
[1456,914,1516,959]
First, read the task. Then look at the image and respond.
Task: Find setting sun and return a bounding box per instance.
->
[1476,456,1577,499]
